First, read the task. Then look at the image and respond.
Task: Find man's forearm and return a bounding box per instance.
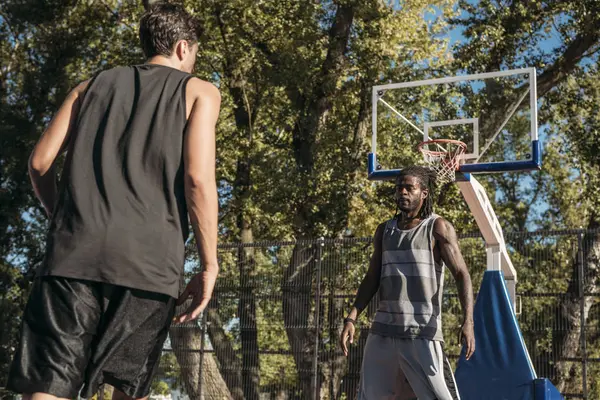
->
[349,276,379,318]
[456,272,474,321]
[186,177,219,270]
[29,164,58,218]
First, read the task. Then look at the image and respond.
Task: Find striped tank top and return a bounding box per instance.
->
[370,214,445,341]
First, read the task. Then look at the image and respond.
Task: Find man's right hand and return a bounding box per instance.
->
[174,269,218,324]
[340,321,356,357]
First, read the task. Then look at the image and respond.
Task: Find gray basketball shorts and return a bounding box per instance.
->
[358,333,460,400]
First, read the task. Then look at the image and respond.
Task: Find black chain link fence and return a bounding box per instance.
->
[148,229,599,400]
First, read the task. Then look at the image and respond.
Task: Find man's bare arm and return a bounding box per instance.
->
[29,80,89,217]
[346,223,385,320]
[434,217,476,359]
[184,78,220,271]
[175,78,221,323]
[434,217,473,321]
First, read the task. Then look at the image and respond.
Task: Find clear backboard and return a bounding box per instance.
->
[367,68,540,180]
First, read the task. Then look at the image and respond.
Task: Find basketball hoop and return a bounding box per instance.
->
[417,139,467,184]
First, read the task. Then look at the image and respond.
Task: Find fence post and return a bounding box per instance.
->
[198,310,207,399]
[577,233,587,399]
[313,237,324,400]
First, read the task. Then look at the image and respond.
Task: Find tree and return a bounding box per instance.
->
[233,1,455,396]
[4,0,599,397]
[452,0,600,392]
[171,0,458,397]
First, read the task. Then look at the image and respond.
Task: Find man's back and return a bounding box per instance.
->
[9,5,221,399]
[41,64,192,298]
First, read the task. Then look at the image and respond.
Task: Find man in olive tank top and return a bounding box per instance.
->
[340,166,476,400]
[7,4,221,400]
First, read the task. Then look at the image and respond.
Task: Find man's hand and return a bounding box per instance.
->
[340,321,356,357]
[175,269,218,324]
[459,319,475,360]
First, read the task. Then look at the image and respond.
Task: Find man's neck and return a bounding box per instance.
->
[146,56,180,69]
[396,211,423,229]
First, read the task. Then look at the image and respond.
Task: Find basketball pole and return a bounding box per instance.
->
[456,174,517,310]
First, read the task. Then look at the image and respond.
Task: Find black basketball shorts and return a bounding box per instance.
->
[6,276,176,398]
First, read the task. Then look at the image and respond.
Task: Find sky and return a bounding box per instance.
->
[418,2,571,229]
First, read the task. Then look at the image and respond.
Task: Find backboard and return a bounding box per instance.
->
[367,68,540,180]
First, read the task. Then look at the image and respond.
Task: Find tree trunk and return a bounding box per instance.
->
[553,217,600,392]
[202,351,234,399]
[282,6,355,396]
[325,294,346,399]
[237,159,261,400]
[214,5,261,397]
[170,323,234,399]
[205,307,245,399]
[142,0,161,10]
[282,243,322,398]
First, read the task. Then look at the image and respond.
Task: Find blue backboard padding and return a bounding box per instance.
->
[455,271,537,400]
[459,140,541,174]
[534,379,564,400]
[367,140,541,179]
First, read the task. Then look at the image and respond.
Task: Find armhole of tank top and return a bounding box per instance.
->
[68,71,103,144]
[428,214,439,241]
[383,218,392,236]
[81,71,102,100]
[429,214,443,267]
[181,75,194,125]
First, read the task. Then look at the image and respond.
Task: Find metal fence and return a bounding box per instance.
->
[151,229,600,400]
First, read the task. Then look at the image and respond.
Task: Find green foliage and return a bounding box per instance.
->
[0,264,29,399]
[151,380,171,396]
[1,0,600,397]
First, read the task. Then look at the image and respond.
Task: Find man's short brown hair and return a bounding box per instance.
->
[139,3,198,58]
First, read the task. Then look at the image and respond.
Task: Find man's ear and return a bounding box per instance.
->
[421,188,429,200]
[174,40,189,61]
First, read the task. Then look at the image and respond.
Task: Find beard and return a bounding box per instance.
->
[396,197,421,214]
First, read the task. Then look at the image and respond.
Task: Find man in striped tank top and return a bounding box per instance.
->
[340,166,475,400]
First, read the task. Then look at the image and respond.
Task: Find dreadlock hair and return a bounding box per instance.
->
[395,166,437,219]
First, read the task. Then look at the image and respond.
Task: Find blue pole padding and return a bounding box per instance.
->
[455,270,537,399]
[534,379,564,400]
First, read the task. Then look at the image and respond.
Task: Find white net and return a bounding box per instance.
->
[418,139,467,184]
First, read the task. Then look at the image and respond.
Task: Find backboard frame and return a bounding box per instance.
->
[367,67,540,181]
[424,118,479,160]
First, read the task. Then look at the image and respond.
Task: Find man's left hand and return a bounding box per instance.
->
[459,319,475,360]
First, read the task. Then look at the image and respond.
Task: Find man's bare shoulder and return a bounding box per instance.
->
[75,79,91,92]
[372,221,388,246]
[433,216,458,241]
[375,221,387,237]
[187,77,221,102]
[67,79,91,100]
